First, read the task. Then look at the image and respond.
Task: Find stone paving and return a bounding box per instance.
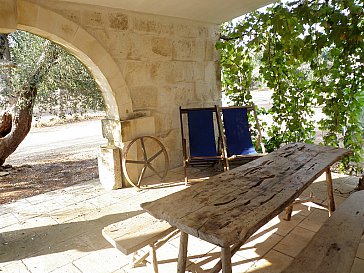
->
[1,167,364,273]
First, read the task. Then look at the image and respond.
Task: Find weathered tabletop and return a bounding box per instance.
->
[141,143,351,272]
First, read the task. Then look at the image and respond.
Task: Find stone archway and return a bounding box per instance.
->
[1,0,222,189]
[0,0,149,188]
[15,0,134,123]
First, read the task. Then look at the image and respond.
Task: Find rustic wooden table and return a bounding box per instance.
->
[141,143,351,273]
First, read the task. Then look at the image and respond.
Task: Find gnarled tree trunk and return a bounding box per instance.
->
[0,86,36,165]
[0,34,58,166]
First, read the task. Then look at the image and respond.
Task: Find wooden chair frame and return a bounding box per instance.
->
[179,106,228,184]
[216,104,266,168]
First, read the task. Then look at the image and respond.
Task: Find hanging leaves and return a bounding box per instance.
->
[218,0,364,173]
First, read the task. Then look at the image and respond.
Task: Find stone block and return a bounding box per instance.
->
[82,10,105,28]
[108,12,128,30]
[205,40,219,61]
[166,61,194,83]
[59,9,81,24]
[153,107,180,135]
[198,26,209,38]
[132,16,174,35]
[195,40,206,61]
[195,82,221,103]
[108,32,131,59]
[175,23,198,38]
[151,37,172,58]
[121,116,155,142]
[150,62,168,82]
[133,16,157,33]
[101,118,122,145]
[172,39,204,61]
[205,61,220,83]
[124,61,151,86]
[156,86,175,107]
[172,39,192,60]
[193,62,206,82]
[130,86,158,109]
[98,145,123,190]
[0,0,17,33]
[172,83,197,105]
[207,25,220,39]
[127,33,152,60]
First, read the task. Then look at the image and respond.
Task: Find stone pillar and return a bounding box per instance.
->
[98,119,123,190]
[97,145,122,190]
[0,0,17,33]
[98,115,156,189]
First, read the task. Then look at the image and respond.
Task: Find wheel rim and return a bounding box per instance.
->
[122,136,169,188]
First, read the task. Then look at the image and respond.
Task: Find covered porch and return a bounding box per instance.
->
[1,168,363,273]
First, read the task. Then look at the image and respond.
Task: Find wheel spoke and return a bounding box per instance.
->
[126,160,147,164]
[122,136,169,189]
[147,149,163,163]
[140,137,148,161]
[137,165,148,187]
[147,163,163,179]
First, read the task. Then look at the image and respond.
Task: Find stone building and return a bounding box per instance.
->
[0,0,275,188]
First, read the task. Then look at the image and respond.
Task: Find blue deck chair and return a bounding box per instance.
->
[219,105,266,165]
[179,107,228,184]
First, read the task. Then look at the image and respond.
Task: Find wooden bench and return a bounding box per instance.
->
[102,212,177,273]
[283,190,364,273]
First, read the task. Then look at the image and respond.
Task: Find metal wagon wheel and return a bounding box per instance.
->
[122,136,169,189]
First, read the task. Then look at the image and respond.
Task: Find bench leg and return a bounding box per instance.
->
[149,244,159,273]
[221,247,232,273]
[284,204,293,221]
[129,229,180,268]
[128,252,137,268]
[177,231,189,273]
[326,169,335,216]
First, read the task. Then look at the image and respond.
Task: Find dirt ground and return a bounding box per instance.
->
[0,119,103,205]
[0,158,99,204]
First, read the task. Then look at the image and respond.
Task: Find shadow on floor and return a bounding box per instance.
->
[0,210,143,263]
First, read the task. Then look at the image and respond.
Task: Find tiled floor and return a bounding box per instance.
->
[0,166,363,273]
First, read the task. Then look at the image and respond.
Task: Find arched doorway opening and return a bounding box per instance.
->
[1,2,143,193]
[16,1,133,122]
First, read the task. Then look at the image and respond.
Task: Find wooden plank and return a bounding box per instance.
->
[282,190,364,273]
[141,143,351,247]
[102,212,174,255]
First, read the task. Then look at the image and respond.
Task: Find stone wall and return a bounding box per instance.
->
[34,1,221,168]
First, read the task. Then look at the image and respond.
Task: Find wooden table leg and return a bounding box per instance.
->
[210,242,243,273]
[358,174,364,190]
[326,168,335,216]
[221,247,232,273]
[177,231,188,273]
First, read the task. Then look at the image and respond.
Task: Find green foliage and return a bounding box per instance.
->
[218,0,364,173]
[4,30,104,117]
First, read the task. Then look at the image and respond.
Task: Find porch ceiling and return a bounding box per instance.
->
[55,0,277,23]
